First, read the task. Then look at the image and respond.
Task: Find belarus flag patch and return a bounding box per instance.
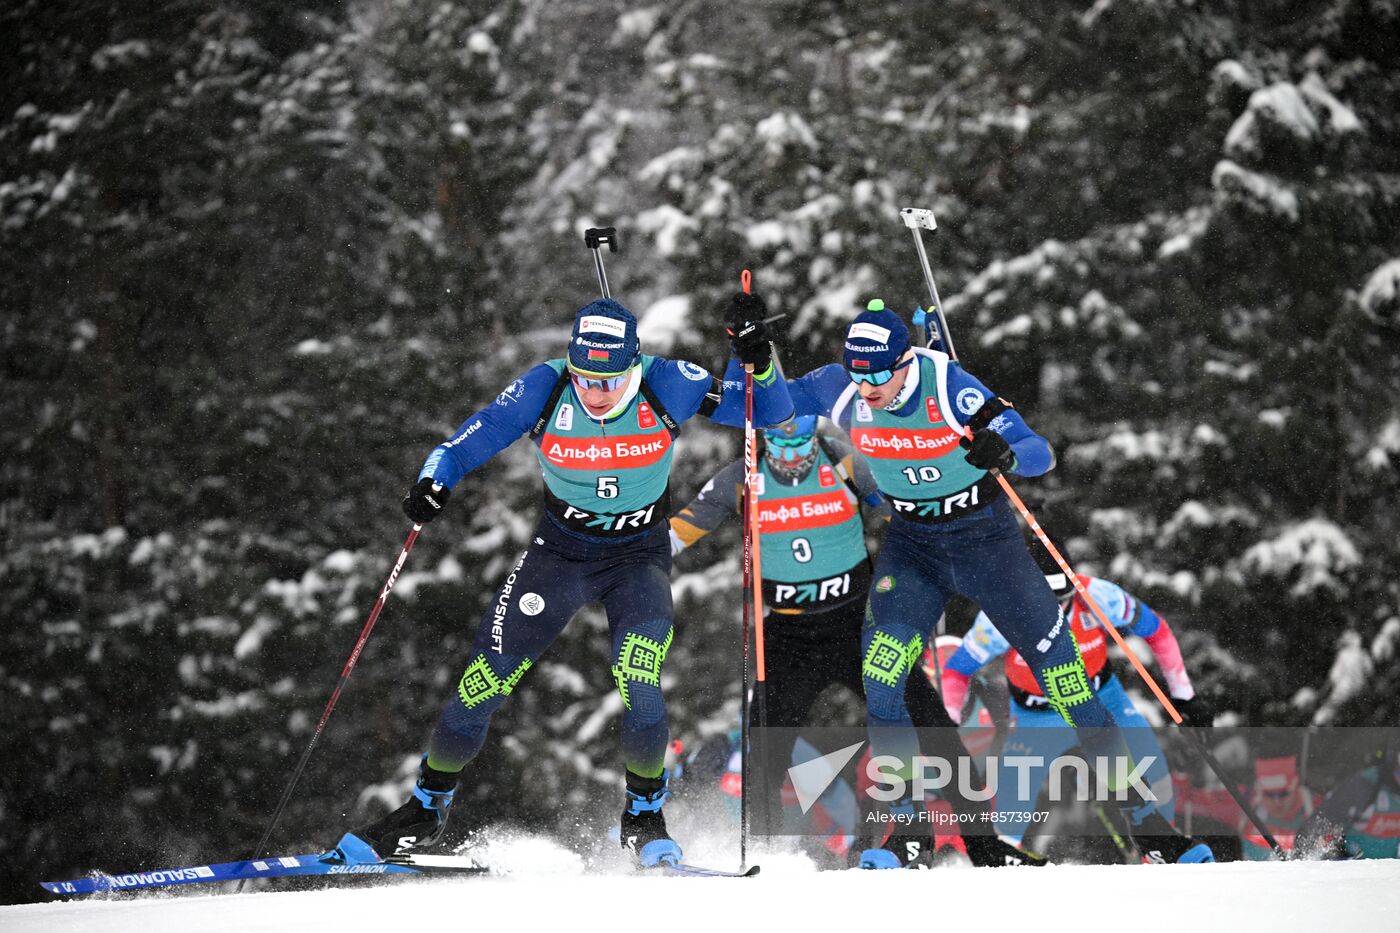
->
[851,359,871,369]
[588,349,610,361]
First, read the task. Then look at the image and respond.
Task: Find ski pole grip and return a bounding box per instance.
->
[901,207,938,231]
[584,226,619,252]
[741,269,752,294]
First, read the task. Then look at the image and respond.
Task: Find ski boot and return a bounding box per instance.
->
[1128,807,1215,864]
[963,834,1049,868]
[859,833,936,869]
[621,771,682,868]
[337,757,459,862]
[858,798,934,869]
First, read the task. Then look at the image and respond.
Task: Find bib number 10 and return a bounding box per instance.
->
[597,476,619,499]
[901,466,942,485]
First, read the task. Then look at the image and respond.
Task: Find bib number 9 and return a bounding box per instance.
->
[597,476,619,499]
[791,537,812,563]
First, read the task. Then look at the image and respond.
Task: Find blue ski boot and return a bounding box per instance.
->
[858,797,934,869]
[1128,806,1215,864]
[343,757,459,861]
[622,771,682,868]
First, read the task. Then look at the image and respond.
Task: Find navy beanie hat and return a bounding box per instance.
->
[842,299,911,373]
[568,298,640,376]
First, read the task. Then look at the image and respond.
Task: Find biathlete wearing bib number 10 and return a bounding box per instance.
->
[336,295,792,870]
[782,300,1213,868]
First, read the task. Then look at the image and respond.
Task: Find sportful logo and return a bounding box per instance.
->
[578,316,628,338]
[1036,606,1066,653]
[444,419,483,448]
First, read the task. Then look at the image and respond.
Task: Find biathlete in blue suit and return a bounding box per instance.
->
[337,294,792,869]
[777,296,1215,868]
[669,415,1042,867]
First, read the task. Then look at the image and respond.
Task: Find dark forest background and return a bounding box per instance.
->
[4,0,1399,903]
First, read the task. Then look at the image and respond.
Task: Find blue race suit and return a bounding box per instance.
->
[784,349,1126,781]
[420,354,792,780]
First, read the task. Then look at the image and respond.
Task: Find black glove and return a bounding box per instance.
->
[402,477,451,524]
[960,429,1016,472]
[1174,694,1215,728]
[724,292,773,372]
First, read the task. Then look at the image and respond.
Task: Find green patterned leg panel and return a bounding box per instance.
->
[611,628,673,710]
[862,630,924,688]
[457,654,533,709]
[1042,651,1094,725]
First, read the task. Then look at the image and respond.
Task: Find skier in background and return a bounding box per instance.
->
[669,414,1040,867]
[774,298,1215,867]
[331,294,792,869]
[1240,755,1318,860]
[937,539,1214,852]
[1298,743,1400,860]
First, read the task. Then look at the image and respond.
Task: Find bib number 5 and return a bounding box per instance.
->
[597,476,619,499]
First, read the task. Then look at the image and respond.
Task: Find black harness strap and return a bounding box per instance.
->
[638,379,681,439]
[815,435,862,500]
[528,370,572,441]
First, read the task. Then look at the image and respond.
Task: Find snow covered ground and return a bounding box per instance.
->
[9,854,1399,933]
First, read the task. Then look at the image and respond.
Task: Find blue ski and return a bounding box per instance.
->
[41,839,488,896]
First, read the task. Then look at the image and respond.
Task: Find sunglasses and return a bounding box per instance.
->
[1260,789,1293,799]
[570,370,630,392]
[847,356,913,386]
[767,434,815,449]
[767,437,815,460]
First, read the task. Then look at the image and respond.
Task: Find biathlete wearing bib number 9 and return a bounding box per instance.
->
[339,296,793,869]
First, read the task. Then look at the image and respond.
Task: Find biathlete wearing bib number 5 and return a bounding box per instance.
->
[782,299,1214,868]
[336,295,793,870]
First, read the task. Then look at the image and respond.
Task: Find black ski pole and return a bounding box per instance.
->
[236,523,424,892]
